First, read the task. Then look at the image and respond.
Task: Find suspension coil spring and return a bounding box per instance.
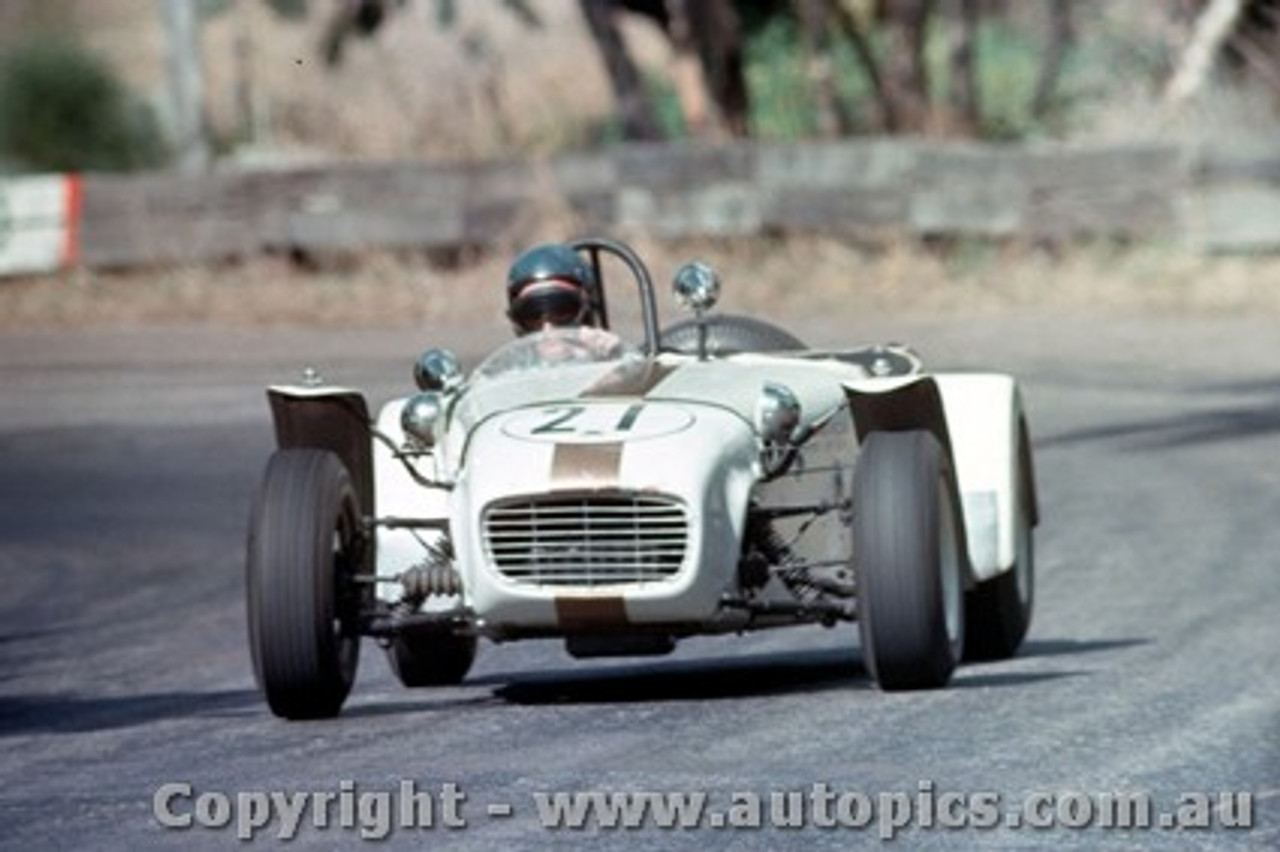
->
[398,535,462,601]
[400,561,462,600]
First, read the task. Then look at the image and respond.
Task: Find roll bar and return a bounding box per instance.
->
[570,236,662,357]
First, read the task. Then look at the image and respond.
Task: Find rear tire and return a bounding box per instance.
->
[964,418,1035,660]
[246,449,367,719]
[854,431,965,690]
[386,634,477,687]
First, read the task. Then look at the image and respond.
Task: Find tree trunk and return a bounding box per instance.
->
[1223,0,1280,91]
[1032,0,1072,119]
[797,0,853,137]
[880,0,936,133]
[666,0,719,138]
[233,0,264,145]
[946,0,980,133]
[161,0,210,172]
[578,0,664,140]
[1163,0,1246,105]
[675,0,750,138]
[831,1,893,131]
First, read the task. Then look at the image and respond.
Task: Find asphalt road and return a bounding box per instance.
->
[1,312,1277,850]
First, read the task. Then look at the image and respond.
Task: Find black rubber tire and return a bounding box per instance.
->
[853,430,966,690]
[386,634,478,687]
[660,313,806,356]
[246,449,366,719]
[963,418,1035,661]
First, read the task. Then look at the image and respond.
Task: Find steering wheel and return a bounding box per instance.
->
[570,236,661,357]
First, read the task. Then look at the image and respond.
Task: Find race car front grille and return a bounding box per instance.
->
[483,494,688,587]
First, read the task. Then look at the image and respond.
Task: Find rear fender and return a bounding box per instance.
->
[849,373,1039,580]
[845,375,1032,583]
[267,386,374,517]
[933,374,1036,581]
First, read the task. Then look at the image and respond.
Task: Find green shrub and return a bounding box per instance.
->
[741,13,1059,142]
[0,35,167,173]
[967,21,1045,140]
[745,16,818,140]
[743,15,884,140]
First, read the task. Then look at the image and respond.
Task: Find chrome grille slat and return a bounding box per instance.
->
[483,494,688,587]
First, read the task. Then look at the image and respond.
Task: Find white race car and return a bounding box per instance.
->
[246,237,1037,719]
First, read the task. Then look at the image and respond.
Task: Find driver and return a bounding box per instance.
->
[505,243,626,358]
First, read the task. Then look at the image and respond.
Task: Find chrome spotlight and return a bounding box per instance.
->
[672,262,721,314]
[413,348,463,393]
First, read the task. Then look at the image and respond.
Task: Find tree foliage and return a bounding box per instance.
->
[305,0,1280,145]
[0,35,166,173]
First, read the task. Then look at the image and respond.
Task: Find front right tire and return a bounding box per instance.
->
[853,430,966,690]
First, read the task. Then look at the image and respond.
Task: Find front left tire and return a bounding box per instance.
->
[246,449,368,719]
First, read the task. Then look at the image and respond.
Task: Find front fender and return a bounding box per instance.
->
[844,376,971,579]
[844,374,1035,583]
[267,385,373,517]
[844,375,954,457]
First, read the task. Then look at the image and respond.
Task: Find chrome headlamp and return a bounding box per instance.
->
[756,383,804,479]
[756,382,801,447]
[401,391,445,449]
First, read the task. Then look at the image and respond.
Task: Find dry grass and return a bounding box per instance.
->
[5,237,1280,333]
[63,0,651,162]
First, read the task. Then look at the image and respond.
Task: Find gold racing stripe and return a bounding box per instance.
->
[555,596,629,629]
[550,441,624,485]
[546,360,678,484]
[544,361,684,624]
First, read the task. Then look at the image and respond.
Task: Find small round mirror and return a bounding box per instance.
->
[413,348,463,393]
[672,262,721,313]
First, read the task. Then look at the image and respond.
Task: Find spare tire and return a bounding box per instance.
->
[660,313,806,356]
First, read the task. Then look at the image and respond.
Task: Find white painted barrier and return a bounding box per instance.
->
[0,175,80,277]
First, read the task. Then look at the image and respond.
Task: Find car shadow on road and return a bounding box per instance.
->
[1018,637,1150,657]
[0,689,261,737]
[338,692,512,719]
[477,647,871,706]
[951,636,1151,689]
[468,636,1152,706]
[1039,401,1280,451]
[330,637,1155,716]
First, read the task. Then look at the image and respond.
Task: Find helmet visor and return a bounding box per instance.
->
[509,281,588,334]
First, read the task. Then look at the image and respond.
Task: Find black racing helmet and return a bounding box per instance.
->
[505,243,595,335]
